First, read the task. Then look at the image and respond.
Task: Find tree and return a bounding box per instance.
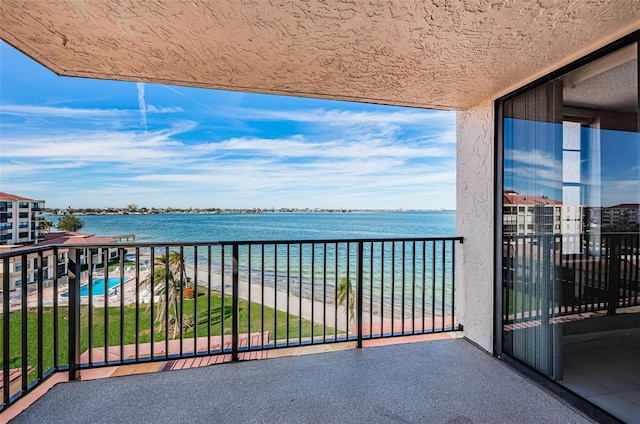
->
[337,277,355,323]
[142,251,191,338]
[37,218,54,235]
[56,215,85,232]
[168,251,187,287]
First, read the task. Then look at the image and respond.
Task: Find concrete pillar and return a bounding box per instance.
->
[456,100,495,353]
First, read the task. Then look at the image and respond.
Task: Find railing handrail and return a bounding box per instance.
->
[0,236,463,258]
[503,231,640,324]
[504,231,637,240]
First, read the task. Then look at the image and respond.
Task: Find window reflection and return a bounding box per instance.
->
[501,42,639,421]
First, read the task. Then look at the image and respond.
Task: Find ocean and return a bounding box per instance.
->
[72,211,458,306]
[74,211,456,242]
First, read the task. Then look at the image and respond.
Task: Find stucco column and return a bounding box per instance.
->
[456,101,494,353]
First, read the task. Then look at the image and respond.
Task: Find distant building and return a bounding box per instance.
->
[600,204,640,227]
[503,191,564,236]
[0,231,118,292]
[0,192,45,246]
[503,191,585,254]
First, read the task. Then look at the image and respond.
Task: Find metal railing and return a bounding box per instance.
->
[0,236,462,411]
[503,232,640,325]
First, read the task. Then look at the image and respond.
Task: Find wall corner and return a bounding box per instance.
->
[455,101,495,353]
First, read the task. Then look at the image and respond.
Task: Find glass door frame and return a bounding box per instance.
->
[493,30,640,423]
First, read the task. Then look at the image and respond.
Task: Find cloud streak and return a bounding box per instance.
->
[137,82,147,131]
[223,107,455,127]
[0,104,125,117]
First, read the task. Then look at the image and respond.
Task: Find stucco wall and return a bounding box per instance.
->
[456,101,494,353]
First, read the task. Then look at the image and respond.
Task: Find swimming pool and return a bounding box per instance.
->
[61,276,132,297]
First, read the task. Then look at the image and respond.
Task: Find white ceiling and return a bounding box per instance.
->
[564,56,637,113]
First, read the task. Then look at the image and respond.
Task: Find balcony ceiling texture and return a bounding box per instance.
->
[1,0,640,111]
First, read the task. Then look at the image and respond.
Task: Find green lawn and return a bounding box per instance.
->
[503,287,559,316]
[0,291,331,381]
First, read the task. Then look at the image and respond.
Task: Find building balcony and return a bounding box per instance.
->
[0,236,605,422]
[3,234,635,423]
[5,337,589,423]
[3,237,462,410]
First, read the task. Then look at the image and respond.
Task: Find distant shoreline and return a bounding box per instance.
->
[43,208,456,216]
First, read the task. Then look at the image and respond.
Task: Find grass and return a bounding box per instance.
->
[503,287,559,316]
[0,291,331,382]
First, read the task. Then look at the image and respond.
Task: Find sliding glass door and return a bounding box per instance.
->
[499,38,639,422]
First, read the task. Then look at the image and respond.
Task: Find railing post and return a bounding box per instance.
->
[68,248,82,381]
[608,234,621,316]
[232,244,239,362]
[3,257,11,407]
[357,241,363,348]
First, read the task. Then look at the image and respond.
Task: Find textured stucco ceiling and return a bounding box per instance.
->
[1,0,639,110]
[564,56,637,113]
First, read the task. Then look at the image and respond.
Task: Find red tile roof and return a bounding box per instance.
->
[37,232,118,246]
[503,191,561,206]
[605,204,640,209]
[0,192,44,202]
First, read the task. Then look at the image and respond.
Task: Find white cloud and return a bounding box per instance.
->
[601,179,639,207]
[225,108,455,127]
[0,104,125,117]
[145,105,182,113]
[1,100,456,209]
[137,82,147,131]
[506,148,559,170]
[203,136,451,159]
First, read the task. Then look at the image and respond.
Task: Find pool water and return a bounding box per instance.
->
[61,276,132,297]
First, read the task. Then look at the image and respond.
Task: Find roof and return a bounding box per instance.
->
[37,231,118,247]
[0,192,43,202]
[605,204,640,209]
[503,192,562,206]
[1,1,639,110]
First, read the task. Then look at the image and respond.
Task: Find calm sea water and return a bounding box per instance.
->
[70,211,457,308]
[73,211,456,242]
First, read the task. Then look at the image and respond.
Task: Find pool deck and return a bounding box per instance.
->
[7,268,145,312]
[6,337,594,424]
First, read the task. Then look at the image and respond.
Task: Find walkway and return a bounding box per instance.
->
[8,339,593,423]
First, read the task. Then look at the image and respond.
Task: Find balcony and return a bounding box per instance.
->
[6,337,590,423]
[2,238,463,407]
[0,237,597,422]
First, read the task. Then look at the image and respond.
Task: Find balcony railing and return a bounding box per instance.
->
[503,232,640,326]
[0,236,462,412]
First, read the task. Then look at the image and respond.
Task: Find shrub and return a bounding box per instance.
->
[183,286,195,299]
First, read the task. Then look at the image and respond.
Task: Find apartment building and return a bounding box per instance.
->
[503,191,563,235]
[503,191,584,237]
[0,192,45,246]
[0,231,119,292]
[601,203,640,227]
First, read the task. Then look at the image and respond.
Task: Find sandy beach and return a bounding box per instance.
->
[11,258,450,338]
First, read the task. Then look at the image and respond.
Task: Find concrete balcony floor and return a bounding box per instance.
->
[9,338,593,424]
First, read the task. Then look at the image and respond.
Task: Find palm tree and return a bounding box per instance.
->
[37,218,53,235]
[143,252,189,339]
[336,277,355,323]
[168,251,187,288]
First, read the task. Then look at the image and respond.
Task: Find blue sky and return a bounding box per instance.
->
[504,119,639,207]
[0,41,456,210]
